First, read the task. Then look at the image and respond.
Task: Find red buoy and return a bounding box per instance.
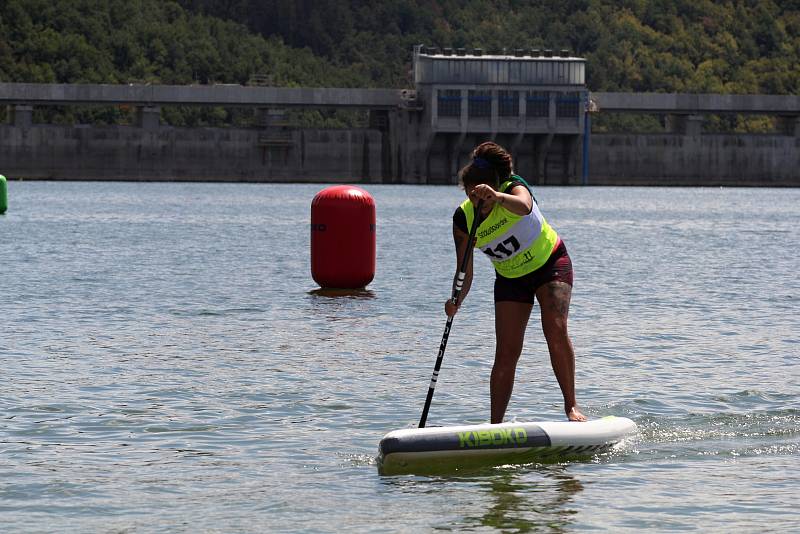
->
[311,185,376,289]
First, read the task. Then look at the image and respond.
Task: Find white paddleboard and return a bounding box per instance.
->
[378,416,636,475]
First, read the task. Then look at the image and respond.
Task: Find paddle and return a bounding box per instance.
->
[418,199,484,428]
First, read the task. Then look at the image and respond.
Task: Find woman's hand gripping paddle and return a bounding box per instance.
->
[418,200,484,428]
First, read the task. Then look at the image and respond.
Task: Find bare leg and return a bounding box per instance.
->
[491,301,533,423]
[535,281,587,421]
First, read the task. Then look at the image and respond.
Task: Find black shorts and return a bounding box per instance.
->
[494,240,574,304]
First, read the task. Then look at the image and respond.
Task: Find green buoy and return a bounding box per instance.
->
[0,175,6,214]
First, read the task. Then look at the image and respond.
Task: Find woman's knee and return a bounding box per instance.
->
[491,360,517,382]
[542,315,568,337]
[494,344,522,370]
[542,319,571,348]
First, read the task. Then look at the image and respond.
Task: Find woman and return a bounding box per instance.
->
[445,141,587,423]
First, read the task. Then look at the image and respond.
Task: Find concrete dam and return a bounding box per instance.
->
[1,46,798,186]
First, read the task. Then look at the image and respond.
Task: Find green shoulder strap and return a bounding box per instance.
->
[508,174,537,205]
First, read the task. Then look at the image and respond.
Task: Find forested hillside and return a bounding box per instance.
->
[3,0,799,93]
[1,1,798,127]
[178,0,800,94]
[0,0,368,87]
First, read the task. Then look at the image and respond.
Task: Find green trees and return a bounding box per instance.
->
[0,0,368,86]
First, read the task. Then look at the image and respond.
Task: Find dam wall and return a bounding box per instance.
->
[1,121,799,186]
[588,133,800,186]
[0,123,383,183]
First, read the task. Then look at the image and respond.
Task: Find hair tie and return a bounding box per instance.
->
[472,157,492,169]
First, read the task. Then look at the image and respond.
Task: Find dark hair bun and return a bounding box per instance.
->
[473,142,512,179]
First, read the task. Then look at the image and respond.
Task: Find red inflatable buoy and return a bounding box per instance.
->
[311,185,376,289]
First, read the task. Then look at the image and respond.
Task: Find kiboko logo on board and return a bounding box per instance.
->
[458,427,528,448]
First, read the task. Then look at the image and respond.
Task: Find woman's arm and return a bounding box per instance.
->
[471,183,532,215]
[444,224,473,317]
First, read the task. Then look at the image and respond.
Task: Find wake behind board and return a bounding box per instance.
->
[378,416,636,475]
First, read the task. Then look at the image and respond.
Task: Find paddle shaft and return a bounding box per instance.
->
[418,199,484,428]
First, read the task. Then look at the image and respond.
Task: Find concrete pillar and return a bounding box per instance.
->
[12,105,33,128]
[533,133,553,184]
[667,114,703,136]
[459,89,468,135]
[257,108,269,128]
[565,134,581,184]
[452,132,466,183]
[777,116,800,137]
[429,88,438,130]
[445,133,455,184]
[547,92,556,130]
[369,110,395,182]
[686,115,703,136]
[510,132,524,158]
[136,106,161,129]
[490,89,498,137]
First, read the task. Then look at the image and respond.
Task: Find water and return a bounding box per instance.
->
[2,182,798,532]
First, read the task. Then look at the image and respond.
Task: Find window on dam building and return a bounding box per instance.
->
[438,89,461,117]
[498,91,519,117]
[556,92,581,118]
[468,90,492,118]
[434,88,584,121]
[526,91,549,118]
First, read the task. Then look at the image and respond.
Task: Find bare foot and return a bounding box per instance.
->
[567,406,587,422]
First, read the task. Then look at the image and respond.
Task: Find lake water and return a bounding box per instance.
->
[1,181,798,532]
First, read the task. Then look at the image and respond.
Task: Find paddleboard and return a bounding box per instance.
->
[378,416,636,475]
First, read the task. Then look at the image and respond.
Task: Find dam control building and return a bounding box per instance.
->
[393,44,587,184]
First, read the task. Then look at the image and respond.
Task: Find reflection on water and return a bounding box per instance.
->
[307,288,376,299]
[471,466,583,532]
[378,463,583,531]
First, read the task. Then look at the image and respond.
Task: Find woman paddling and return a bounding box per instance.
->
[445,141,587,423]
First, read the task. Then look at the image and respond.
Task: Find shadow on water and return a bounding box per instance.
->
[307,288,376,299]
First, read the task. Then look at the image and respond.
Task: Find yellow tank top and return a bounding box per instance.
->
[461,177,558,278]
